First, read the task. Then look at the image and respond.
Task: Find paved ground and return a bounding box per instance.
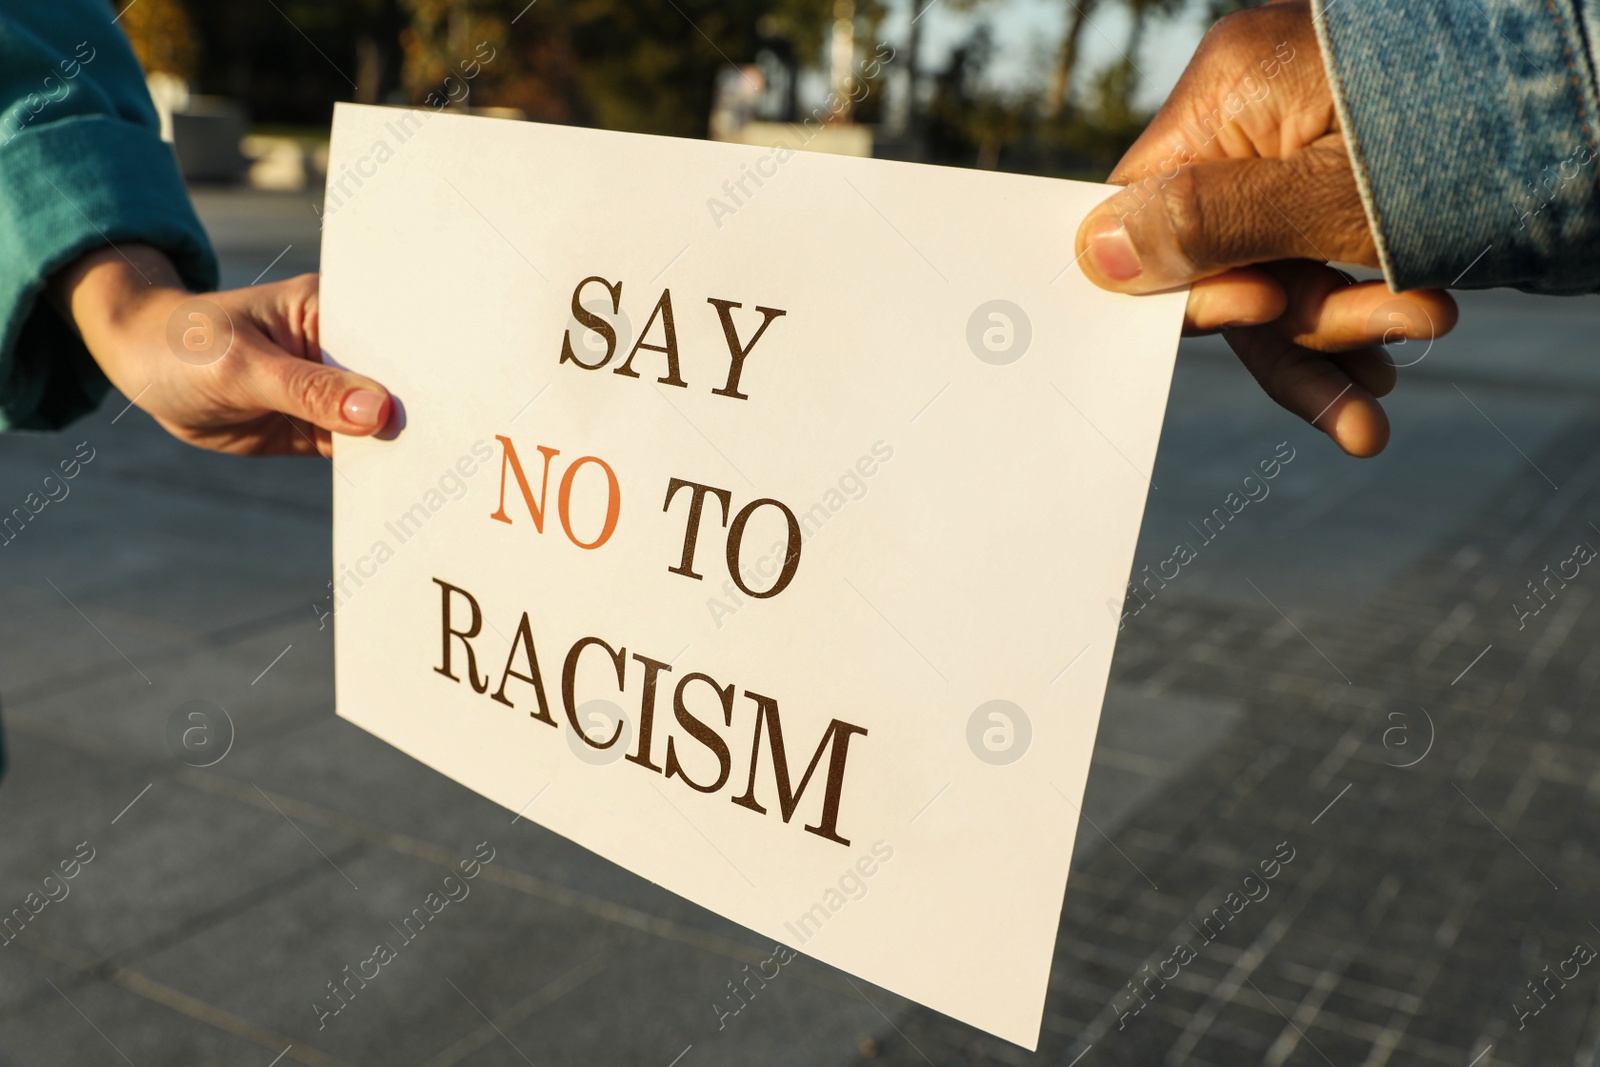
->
[0,187,1597,1066]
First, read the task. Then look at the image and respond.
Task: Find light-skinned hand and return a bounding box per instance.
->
[51,243,389,457]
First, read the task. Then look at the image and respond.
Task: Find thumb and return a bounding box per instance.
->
[246,343,392,437]
[1076,144,1375,294]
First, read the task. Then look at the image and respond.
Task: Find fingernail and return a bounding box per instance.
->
[342,389,388,428]
[1084,217,1142,282]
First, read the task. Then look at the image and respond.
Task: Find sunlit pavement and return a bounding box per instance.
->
[0,186,1596,1066]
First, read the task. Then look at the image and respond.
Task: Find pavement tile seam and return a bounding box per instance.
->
[121,841,372,970]
[18,336,1600,1067]
[1252,875,1400,1066]
[1364,958,1450,1067]
[2,600,318,710]
[0,837,370,1023]
[1160,855,1339,1066]
[3,716,908,1060]
[169,768,887,1006]
[840,424,1600,1065]
[3,930,351,1067]
[413,952,612,1067]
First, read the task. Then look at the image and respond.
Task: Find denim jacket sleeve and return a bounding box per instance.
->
[0,0,217,431]
[1313,0,1600,294]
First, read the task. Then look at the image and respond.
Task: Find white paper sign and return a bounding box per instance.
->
[324,102,1184,1048]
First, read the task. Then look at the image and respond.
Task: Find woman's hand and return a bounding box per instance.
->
[1074,0,1457,458]
[51,243,390,457]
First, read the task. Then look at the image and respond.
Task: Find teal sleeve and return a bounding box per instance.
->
[0,1,219,431]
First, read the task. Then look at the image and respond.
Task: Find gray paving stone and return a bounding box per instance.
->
[0,730,368,967]
[5,188,1600,1067]
[0,973,271,1067]
[0,946,81,1019]
[848,416,1600,1067]
[132,848,634,1066]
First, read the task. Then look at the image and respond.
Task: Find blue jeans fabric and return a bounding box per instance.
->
[1314,0,1600,293]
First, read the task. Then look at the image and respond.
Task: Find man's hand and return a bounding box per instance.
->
[1074,0,1457,457]
[51,243,389,457]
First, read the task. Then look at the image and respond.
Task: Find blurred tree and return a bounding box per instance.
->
[1044,0,1208,119]
[1107,0,1187,112]
[1204,0,1258,16]
[120,0,200,81]
[1042,0,1100,120]
[904,0,992,155]
[1086,53,1138,133]
[187,2,368,123]
[399,0,507,104]
[905,0,929,148]
[924,22,1035,168]
[395,0,873,137]
[181,0,855,131]
[354,0,409,105]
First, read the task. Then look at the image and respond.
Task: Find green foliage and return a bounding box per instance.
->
[504,0,879,136]
[1204,0,1259,16]
[926,0,1221,175]
[177,0,1241,172]
[187,0,852,133]
[186,2,383,119]
[505,0,817,135]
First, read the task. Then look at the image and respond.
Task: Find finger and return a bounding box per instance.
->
[1275,275,1459,353]
[243,338,392,437]
[1225,325,1390,457]
[1332,347,1397,399]
[275,416,327,458]
[255,273,322,359]
[1184,268,1288,335]
[1077,147,1375,294]
[1109,2,1326,178]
